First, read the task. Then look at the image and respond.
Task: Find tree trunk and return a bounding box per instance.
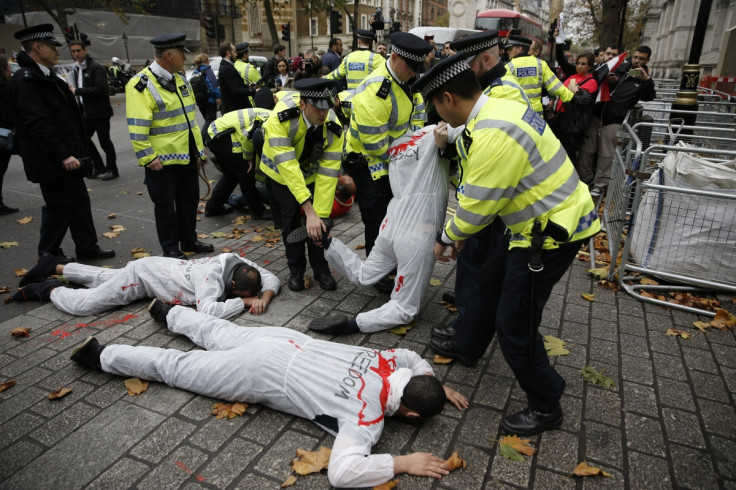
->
[264,0,279,47]
[352,0,359,50]
[599,0,623,48]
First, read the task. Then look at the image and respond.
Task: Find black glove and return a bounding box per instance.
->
[573,90,593,107]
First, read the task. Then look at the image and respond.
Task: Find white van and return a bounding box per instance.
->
[407,27,481,47]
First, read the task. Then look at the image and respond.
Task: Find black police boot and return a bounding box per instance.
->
[500,404,564,436]
[428,337,478,367]
[147,299,173,326]
[181,240,214,254]
[19,252,59,287]
[13,279,65,302]
[314,271,337,291]
[430,323,457,339]
[77,248,116,260]
[441,291,456,305]
[204,205,234,217]
[309,314,359,335]
[288,273,305,292]
[70,336,106,370]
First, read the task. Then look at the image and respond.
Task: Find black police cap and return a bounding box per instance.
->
[450,30,500,57]
[389,32,432,71]
[294,78,337,109]
[235,42,250,54]
[14,24,62,46]
[150,33,190,52]
[411,52,473,100]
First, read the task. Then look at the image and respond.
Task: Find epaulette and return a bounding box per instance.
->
[327,120,343,137]
[376,77,391,99]
[340,100,352,108]
[488,78,503,89]
[134,74,149,93]
[277,106,300,122]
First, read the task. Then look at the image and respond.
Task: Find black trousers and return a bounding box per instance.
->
[206,137,266,216]
[269,179,329,277]
[198,102,218,146]
[144,160,199,253]
[346,163,392,256]
[38,176,100,257]
[0,150,10,204]
[86,117,117,175]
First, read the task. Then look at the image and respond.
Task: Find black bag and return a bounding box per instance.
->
[0,128,13,153]
[189,71,210,104]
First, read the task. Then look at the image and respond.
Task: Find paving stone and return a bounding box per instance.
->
[253,430,320,481]
[0,411,45,450]
[580,464,625,489]
[371,417,414,455]
[662,407,706,449]
[2,400,164,488]
[669,442,719,489]
[199,437,263,488]
[657,377,697,413]
[490,436,532,487]
[585,386,622,425]
[459,405,501,447]
[621,354,653,385]
[619,333,650,359]
[136,445,209,490]
[589,319,619,341]
[681,345,718,374]
[537,430,579,473]
[709,435,736,481]
[691,370,730,403]
[29,402,97,446]
[238,407,292,445]
[712,343,736,369]
[85,378,126,408]
[532,469,576,489]
[0,347,56,377]
[472,373,513,410]
[411,414,457,455]
[439,443,490,489]
[189,412,248,452]
[0,439,45,481]
[652,352,688,381]
[232,472,283,489]
[624,413,666,457]
[560,395,583,433]
[698,399,736,438]
[1,366,52,399]
[589,338,619,366]
[556,364,584,398]
[131,380,194,416]
[627,451,672,489]
[584,421,623,469]
[444,361,483,388]
[86,457,151,489]
[130,417,197,463]
[622,381,658,417]
[0,386,48,424]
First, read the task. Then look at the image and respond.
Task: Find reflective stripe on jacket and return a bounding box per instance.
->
[208,108,271,159]
[126,67,205,166]
[505,55,574,113]
[235,60,262,85]
[326,49,383,90]
[485,72,532,107]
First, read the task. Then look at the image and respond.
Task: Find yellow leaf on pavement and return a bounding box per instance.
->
[666,328,692,339]
[445,451,467,470]
[48,387,72,400]
[581,292,595,302]
[280,475,297,487]
[0,380,16,393]
[373,479,399,489]
[211,402,248,419]
[587,267,608,280]
[544,335,570,356]
[132,252,151,259]
[11,327,31,338]
[0,286,11,294]
[251,235,265,242]
[107,213,117,219]
[571,461,612,477]
[712,308,736,330]
[388,322,416,335]
[291,446,331,475]
[355,244,366,250]
[303,275,311,290]
[210,232,228,238]
[102,232,119,239]
[500,435,536,456]
[429,278,442,286]
[125,377,149,396]
[197,233,209,239]
[692,321,710,333]
[0,241,19,248]
[109,225,126,232]
[17,216,32,224]
[640,277,659,285]
[433,354,454,364]
[14,268,27,278]
[130,247,146,254]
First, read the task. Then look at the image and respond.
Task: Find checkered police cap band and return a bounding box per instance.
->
[457,37,499,55]
[417,58,472,100]
[299,88,333,99]
[507,37,532,47]
[392,45,425,63]
[18,30,56,43]
[154,40,186,49]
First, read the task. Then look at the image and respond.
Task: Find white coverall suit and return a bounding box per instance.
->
[50,253,280,318]
[325,126,449,332]
[101,306,434,488]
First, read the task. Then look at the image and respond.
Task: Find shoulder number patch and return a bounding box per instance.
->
[376,78,391,99]
[277,106,300,122]
[327,120,343,137]
[134,74,149,92]
[522,107,546,135]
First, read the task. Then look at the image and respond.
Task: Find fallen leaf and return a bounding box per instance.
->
[130,246,146,254]
[429,278,442,287]
[640,277,659,285]
[281,475,297,487]
[388,322,416,335]
[692,321,710,333]
[0,241,19,248]
[197,233,208,239]
[48,387,72,399]
[11,327,31,338]
[136,191,143,195]
[581,292,595,302]
[17,216,33,224]
[132,252,151,259]
[209,179,216,184]
[14,268,27,278]
[221,247,232,253]
[445,451,467,470]
[120,190,130,195]
[102,232,119,239]
[109,225,126,232]
[210,232,229,238]
[712,308,736,330]
[125,377,149,396]
[640,290,657,299]
[571,461,612,477]
[500,435,536,456]
[251,235,265,242]
[211,402,248,419]
[355,244,366,250]
[0,380,16,393]
[373,480,399,490]
[544,335,570,356]
[0,286,11,294]
[439,300,458,312]
[666,328,692,339]
[303,275,311,290]
[587,267,608,280]
[580,366,615,388]
[433,354,454,364]
[291,446,331,475]
[107,213,117,219]
[499,440,525,461]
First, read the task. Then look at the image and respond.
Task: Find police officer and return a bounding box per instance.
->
[325,29,383,91]
[205,108,273,220]
[343,32,432,290]
[259,78,342,292]
[126,33,213,259]
[504,35,577,114]
[415,54,600,435]
[234,42,261,88]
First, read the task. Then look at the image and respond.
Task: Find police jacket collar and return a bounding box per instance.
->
[16,50,52,77]
[479,61,508,89]
[467,93,489,125]
[149,60,173,81]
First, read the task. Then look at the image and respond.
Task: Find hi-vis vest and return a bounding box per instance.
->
[126,67,205,166]
[486,71,532,107]
[259,92,342,217]
[326,48,383,90]
[345,62,423,180]
[448,95,600,250]
[505,55,574,114]
[208,108,271,160]
[235,59,262,85]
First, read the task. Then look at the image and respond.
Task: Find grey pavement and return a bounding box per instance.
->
[1,96,736,489]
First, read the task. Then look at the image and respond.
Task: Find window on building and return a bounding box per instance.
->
[310,17,319,36]
[361,14,368,30]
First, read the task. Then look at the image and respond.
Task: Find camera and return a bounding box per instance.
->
[371,7,384,31]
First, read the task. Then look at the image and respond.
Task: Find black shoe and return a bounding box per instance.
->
[87,171,101,179]
[181,240,214,254]
[19,253,59,287]
[77,248,115,260]
[13,279,65,302]
[285,218,334,244]
[0,204,19,215]
[165,250,187,260]
[373,276,394,294]
[288,273,305,292]
[429,337,478,367]
[309,314,357,335]
[70,336,106,370]
[54,252,75,265]
[204,205,234,217]
[252,210,274,221]
[147,299,173,326]
[431,323,457,340]
[500,404,564,436]
[100,171,119,181]
[314,272,337,291]
[441,291,455,305]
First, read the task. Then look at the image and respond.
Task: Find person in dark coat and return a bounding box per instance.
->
[9,24,114,262]
[69,41,118,180]
[0,56,19,214]
[217,42,255,113]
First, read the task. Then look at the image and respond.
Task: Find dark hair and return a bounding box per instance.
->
[577,52,595,67]
[219,42,233,58]
[596,47,605,56]
[635,45,652,58]
[401,376,446,418]
[329,38,341,49]
[274,44,286,54]
[605,45,619,52]
[429,69,481,103]
[69,41,84,49]
[317,65,330,77]
[233,265,261,297]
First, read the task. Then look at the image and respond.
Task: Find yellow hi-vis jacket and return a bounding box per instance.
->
[259,92,342,218]
[345,62,423,180]
[235,60,262,85]
[485,72,532,107]
[326,48,384,90]
[505,55,573,114]
[126,67,206,166]
[207,108,271,160]
[444,95,600,250]
[336,89,355,123]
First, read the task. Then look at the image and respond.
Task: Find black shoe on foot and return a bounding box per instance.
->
[285,218,334,244]
[165,250,187,260]
[431,323,457,340]
[441,291,455,305]
[500,404,563,436]
[54,252,75,265]
[204,205,234,217]
[100,171,119,181]
[429,337,478,367]
[309,314,357,335]
[288,273,305,292]
[252,210,274,221]
[70,336,106,370]
[315,272,337,291]
[13,279,65,302]
[373,275,394,294]
[147,299,173,326]
[181,240,214,254]
[77,248,115,260]
[20,252,59,287]
[0,204,19,215]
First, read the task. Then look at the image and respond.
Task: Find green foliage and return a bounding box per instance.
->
[499,443,525,462]
[436,12,449,27]
[580,366,616,388]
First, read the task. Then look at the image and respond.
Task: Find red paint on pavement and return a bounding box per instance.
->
[76,313,137,328]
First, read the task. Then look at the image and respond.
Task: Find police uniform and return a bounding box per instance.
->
[234,42,261,109]
[414,56,600,434]
[344,32,432,257]
[326,29,383,90]
[126,33,212,258]
[205,108,272,218]
[505,36,574,114]
[259,79,342,291]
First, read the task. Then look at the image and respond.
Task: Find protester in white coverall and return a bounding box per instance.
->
[71,306,469,487]
[308,126,450,334]
[15,253,280,318]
